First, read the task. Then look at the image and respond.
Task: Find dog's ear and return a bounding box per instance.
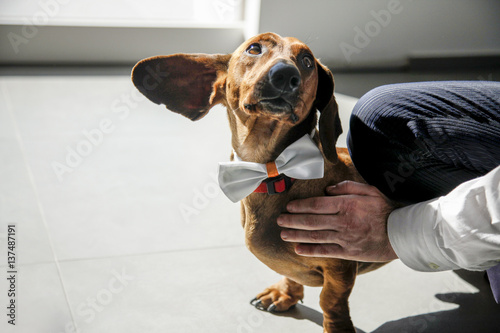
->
[132,53,231,121]
[314,61,342,164]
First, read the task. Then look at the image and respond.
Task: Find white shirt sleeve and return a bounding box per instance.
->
[387,165,500,272]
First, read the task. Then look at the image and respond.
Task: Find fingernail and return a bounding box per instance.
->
[277,216,284,226]
[281,231,288,240]
[295,246,303,254]
[286,203,295,212]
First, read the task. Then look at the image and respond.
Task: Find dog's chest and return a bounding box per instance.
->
[239,180,332,285]
[241,178,327,258]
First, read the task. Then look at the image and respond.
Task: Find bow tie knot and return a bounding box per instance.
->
[217,134,325,202]
[266,161,280,178]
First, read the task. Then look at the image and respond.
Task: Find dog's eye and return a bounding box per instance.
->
[246,43,262,55]
[302,55,314,69]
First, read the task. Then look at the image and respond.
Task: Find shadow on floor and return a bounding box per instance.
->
[372,270,500,333]
[262,303,323,327]
[262,303,367,333]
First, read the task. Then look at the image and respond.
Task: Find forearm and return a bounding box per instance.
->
[388,165,500,272]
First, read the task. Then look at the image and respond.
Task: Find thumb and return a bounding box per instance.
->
[326,180,381,197]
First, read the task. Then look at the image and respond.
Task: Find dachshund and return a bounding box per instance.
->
[132,32,384,333]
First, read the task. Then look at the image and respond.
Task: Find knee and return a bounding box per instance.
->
[347,84,418,192]
[350,83,410,129]
[348,83,425,150]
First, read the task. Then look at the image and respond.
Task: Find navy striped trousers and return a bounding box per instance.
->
[347,81,500,204]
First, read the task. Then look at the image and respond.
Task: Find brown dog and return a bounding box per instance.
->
[132,32,383,332]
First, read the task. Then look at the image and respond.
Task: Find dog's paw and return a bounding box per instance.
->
[250,277,304,313]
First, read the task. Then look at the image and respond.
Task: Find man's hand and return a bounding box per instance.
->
[277,181,399,262]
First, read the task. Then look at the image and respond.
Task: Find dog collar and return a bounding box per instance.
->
[253,174,296,195]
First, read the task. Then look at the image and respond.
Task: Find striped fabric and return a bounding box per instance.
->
[347,81,500,203]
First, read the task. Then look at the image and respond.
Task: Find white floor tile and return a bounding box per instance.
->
[336,92,358,148]
[0,81,58,266]
[59,247,325,333]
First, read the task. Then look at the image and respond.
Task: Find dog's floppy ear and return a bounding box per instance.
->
[132,53,231,121]
[314,61,342,164]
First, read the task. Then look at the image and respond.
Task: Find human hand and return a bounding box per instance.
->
[277,181,399,262]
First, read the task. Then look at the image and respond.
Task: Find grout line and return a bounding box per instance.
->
[0,81,80,332]
[0,243,248,268]
[57,243,248,263]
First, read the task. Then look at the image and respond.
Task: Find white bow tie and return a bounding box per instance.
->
[217,134,324,202]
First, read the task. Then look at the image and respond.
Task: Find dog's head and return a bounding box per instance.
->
[132,32,341,163]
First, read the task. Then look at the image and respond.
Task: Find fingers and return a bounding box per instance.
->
[277,213,344,231]
[294,243,397,262]
[280,229,341,244]
[326,180,382,197]
[294,244,348,259]
[286,196,345,214]
[286,182,386,215]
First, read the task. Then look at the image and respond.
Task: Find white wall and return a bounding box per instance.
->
[258,0,500,69]
[0,26,244,65]
[1,0,499,69]
[0,0,248,65]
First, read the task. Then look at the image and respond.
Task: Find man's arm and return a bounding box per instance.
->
[278,166,500,269]
[388,164,500,271]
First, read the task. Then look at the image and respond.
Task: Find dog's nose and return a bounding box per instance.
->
[268,62,301,93]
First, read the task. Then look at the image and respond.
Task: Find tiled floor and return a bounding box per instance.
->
[0,72,499,333]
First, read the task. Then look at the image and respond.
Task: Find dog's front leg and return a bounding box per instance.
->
[251,276,304,312]
[320,261,357,333]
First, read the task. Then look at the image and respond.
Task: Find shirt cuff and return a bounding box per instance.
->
[387,199,461,272]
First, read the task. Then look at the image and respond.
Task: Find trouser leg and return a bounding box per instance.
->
[347,81,500,203]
